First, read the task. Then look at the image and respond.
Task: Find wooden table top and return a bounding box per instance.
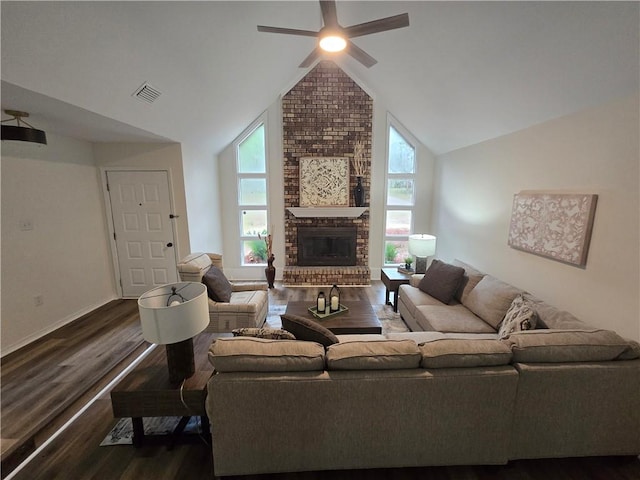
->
[285,300,382,335]
[110,332,217,418]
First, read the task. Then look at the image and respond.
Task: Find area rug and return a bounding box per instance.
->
[100,416,201,446]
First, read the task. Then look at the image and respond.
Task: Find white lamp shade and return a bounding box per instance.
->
[138,282,209,345]
[408,234,437,257]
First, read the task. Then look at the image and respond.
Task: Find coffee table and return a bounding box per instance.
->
[285,300,382,334]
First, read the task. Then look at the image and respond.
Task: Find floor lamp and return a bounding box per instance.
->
[138,282,209,384]
[408,234,437,274]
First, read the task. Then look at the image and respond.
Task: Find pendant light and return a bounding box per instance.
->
[1,110,47,145]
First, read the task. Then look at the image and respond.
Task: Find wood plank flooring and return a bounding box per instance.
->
[3,282,640,479]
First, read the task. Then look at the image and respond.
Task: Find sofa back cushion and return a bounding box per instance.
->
[417,259,465,304]
[452,259,486,304]
[209,337,325,372]
[463,275,522,328]
[420,339,512,368]
[326,340,421,370]
[504,329,636,363]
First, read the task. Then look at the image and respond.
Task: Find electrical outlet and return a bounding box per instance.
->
[34,295,43,306]
[20,219,34,231]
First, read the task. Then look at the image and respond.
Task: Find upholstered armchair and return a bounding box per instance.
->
[177,253,269,333]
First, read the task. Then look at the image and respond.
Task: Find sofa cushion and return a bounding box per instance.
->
[452,259,486,303]
[420,339,512,368]
[504,329,633,363]
[385,331,446,344]
[522,294,586,330]
[326,340,421,370]
[416,304,497,334]
[497,295,538,339]
[281,314,339,347]
[463,275,522,328]
[398,284,444,321]
[232,327,296,340]
[209,337,325,372]
[202,266,232,302]
[417,259,465,304]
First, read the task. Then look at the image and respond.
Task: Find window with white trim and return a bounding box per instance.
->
[384,121,417,265]
[236,118,269,265]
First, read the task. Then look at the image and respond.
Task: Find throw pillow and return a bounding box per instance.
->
[232,327,296,340]
[417,259,465,304]
[497,295,538,339]
[202,266,232,302]
[280,314,339,347]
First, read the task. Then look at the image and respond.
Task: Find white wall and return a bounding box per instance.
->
[433,94,640,341]
[181,142,223,254]
[1,134,116,354]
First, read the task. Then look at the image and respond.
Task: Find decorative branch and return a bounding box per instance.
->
[351,140,367,177]
[258,230,273,259]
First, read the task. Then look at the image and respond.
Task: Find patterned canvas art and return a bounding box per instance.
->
[299,157,349,207]
[508,192,598,267]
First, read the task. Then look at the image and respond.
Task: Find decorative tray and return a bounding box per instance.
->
[308,304,349,319]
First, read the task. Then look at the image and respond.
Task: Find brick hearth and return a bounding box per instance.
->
[281,61,372,286]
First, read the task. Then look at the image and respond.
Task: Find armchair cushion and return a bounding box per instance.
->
[202,266,232,302]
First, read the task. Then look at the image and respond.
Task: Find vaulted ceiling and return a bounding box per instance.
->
[2,1,638,155]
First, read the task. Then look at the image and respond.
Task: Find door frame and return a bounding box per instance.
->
[100,167,181,298]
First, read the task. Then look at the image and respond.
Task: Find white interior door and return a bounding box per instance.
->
[106,170,178,297]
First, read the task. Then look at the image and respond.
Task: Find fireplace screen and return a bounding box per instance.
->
[297,227,357,266]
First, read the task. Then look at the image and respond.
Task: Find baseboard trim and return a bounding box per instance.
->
[1,296,118,358]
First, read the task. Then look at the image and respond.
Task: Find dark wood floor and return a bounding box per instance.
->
[2,282,639,479]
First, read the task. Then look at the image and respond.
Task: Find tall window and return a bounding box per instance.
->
[384,121,417,265]
[237,118,269,265]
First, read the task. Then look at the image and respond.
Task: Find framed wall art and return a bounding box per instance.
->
[508,191,598,267]
[299,157,349,207]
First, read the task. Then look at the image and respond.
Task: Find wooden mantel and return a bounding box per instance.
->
[287,207,368,218]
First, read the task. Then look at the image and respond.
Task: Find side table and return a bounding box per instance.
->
[380,268,412,313]
[110,331,217,447]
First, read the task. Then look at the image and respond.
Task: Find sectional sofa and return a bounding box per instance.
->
[205,260,640,477]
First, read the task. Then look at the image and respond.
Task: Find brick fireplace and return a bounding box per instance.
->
[282,61,372,285]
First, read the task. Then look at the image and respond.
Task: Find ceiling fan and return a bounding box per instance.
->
[257,0,409,68]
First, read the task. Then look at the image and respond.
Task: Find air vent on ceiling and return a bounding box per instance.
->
[132,82,161,104]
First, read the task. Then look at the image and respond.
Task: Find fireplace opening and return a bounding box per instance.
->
[297,227,357,266]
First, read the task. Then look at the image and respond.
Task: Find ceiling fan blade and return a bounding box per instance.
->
[257,25,318,37]
[346,41,377,68]
[320,0,339,28]
[299,47,322,68]
[344,13,409,38]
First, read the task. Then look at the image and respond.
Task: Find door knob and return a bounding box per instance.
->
[166,242,173,247]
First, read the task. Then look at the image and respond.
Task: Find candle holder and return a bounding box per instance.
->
[329,284,341,313]
[316,291,326,314]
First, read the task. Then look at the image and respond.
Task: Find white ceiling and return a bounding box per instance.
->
[1,1,638,155]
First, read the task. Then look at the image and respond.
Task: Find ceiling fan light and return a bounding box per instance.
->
[319,34,347,52]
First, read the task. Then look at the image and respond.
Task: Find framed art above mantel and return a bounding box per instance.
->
[299,157,349,207]
[508,191,598,268]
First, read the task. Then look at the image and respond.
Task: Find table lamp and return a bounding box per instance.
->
[408,234,437,274]
[138,282,209,384]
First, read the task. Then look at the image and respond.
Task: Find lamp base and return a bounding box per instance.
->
[165,338,195,384]
[415,256,428,274]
